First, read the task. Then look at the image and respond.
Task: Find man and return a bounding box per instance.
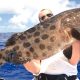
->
[23,9,80,80]
[23,9,54,79]
[38,9,53,22]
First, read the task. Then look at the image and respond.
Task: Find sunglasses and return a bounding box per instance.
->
[40,13,53,21]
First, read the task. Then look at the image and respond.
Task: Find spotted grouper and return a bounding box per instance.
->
[0,8,80,65]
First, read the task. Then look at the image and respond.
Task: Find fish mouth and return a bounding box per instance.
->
[0,50,6,65]
[0,50,17,64]
[4,51,30,64]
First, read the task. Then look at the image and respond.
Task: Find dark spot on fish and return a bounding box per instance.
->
[39,44,45,50]
[13,46,19,51]
[41,34,49,40]
[27,27,36,33]
[34,31,40,37]
[42,53,47,57]
[33,52,38,59]
[50,25,56,30]
[43,23,49,28]
[47,46,52,50]
[50,36,55,42]
[19,35,26,40]
[0,54,2,59]
[27,35,32,38]
[36,25,41,30]
[34,38,40,43]
[23,42,31,48]
[17,51,22,56]
[26,51,31,57]
[58,43,61,47]
[29,47,34,52]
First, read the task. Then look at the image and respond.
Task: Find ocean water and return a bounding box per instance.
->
[78,63,80,79]
[0,41,80,80]
[0,42,33,80]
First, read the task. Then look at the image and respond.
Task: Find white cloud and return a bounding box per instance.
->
[0,0,80,32]
[0,17,2,21]
[9,8,34,24]
[0,0,79,14]
[0,0,25,13]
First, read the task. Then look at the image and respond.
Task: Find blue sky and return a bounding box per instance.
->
[0,0,80,33]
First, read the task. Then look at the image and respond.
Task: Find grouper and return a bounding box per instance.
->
[0,8,80,65]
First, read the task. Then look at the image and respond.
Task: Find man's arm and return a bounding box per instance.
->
[69,40,80,65]
[23,59,41,74]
